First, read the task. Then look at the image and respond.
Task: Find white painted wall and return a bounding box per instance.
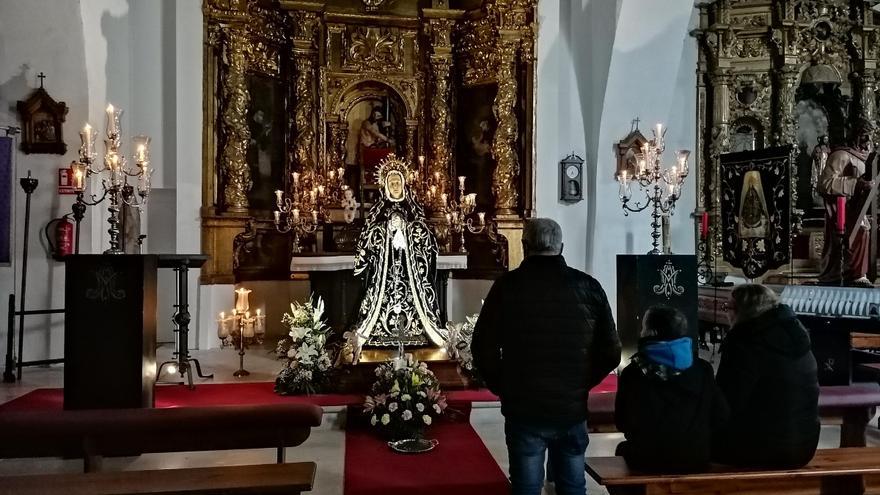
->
[0,0,89,365]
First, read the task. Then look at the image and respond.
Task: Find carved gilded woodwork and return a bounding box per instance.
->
[221,27,252,211]
[202,0,538,283]
[492,36,520,216]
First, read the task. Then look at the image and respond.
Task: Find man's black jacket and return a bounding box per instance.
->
[472,255,621,426]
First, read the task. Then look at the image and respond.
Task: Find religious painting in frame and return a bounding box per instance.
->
[719,146,794,279]
[16,86,68,155]
[455,83,497,212]
[246,73,286,213]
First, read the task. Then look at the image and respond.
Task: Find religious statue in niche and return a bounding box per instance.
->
[352,155,446,350]
[456,85,498,211]
[613,119,647,182]
[16,73,68,155]
[811,135,830,206]
[816,119,876,287]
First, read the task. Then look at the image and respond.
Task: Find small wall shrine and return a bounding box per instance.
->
[200,0,538,285]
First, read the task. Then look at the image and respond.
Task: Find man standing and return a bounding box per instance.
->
[817,119,876,287]
[473,218,621,495]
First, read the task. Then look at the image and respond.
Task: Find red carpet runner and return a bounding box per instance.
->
[344,404,509,495]
[0,375,617,412]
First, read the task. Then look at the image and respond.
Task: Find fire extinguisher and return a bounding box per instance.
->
[45,214,74,260]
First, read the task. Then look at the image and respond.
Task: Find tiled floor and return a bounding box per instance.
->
[1,346,878,495]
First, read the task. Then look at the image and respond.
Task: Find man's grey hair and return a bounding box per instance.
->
[730,283,780,325]
[523,218,563,255]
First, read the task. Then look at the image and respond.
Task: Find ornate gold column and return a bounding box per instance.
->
[492,33,521,217]
[776,66,799,147]
[327,117,348,170]
[405,119,418,167]
[426,16,456,208]
[220,26,251,212]
[289,10,320,180]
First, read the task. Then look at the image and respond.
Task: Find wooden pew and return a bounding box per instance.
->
[0,403,323,472]
[0,462,316,495]
[586,448,880,495]
[586,383,880,447]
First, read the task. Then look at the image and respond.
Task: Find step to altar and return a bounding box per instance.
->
[336,347,474,394]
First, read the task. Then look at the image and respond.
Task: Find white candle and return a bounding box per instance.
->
[273,211,281,224]
[292,172,300,185]
[234,287,251,312]
[458,176,466,191]
[317,185,325,196]
[655,123,663,139]
[81,124,93,157]
[418,156,425,168]
[136,144,146,163]
[274,189,283,205]
[478,212,486,225]
[73,168,84,191]
[106,104,117,136]
[337,167,345,181]
[217,312,229,339]
[434,171,440,183]
[243,312,255,338]
[328,170,336,181]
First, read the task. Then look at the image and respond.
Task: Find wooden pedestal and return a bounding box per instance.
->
[64,255,158,409]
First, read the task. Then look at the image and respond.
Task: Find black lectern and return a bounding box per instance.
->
[64,255,158,409]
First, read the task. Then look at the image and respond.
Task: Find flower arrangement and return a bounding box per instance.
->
[445,313,483,385]
[274,296,334,395]
[363,355,447,440]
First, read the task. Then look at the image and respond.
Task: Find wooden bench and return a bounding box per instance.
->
[0,462,316,495]
[585,383,880,447]
[586,448,880,495]
[0,403,323,472]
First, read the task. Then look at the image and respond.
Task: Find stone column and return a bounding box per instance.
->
[428,17,455,209]
[289,10,320,182]
[220,26,251,212]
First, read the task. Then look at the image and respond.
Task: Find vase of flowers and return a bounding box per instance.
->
[363,355,448,443]
[445,313,484,387]
[274,296,334,395]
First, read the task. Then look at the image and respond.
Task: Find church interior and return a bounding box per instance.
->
[4,0,880,493]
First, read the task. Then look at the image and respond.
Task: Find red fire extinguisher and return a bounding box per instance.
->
[45,214,74,260]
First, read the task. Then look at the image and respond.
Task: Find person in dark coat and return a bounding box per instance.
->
[615,305,729,473]
[713,284,820,469]
[473,218,621,495]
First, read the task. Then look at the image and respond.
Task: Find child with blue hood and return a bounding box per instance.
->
[614,305,729,473]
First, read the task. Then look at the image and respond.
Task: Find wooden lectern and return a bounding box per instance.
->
[64,255,158,409]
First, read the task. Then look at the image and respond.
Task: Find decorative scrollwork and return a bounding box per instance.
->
[344,26,405,73]
[457,15,498,85]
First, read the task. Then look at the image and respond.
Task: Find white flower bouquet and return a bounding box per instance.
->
[275,296,334,395]
[363,355,448,440]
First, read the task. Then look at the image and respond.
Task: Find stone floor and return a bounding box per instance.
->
[1,346,878,495]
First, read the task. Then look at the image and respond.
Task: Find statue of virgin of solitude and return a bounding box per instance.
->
[352,155,446,349]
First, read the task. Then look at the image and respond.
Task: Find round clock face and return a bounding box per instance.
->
[566,165,579,179]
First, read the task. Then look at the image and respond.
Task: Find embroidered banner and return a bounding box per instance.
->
[0,136,12,264]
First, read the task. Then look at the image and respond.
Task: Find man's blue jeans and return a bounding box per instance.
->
[504,419,588,495]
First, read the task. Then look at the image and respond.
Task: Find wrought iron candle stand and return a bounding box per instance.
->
[274,172,323,253]
[71,106,152,254]
[445,176,487,253]
[617,123,690,255]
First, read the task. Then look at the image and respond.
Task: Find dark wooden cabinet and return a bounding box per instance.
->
[616,254,698,365]
[64,255,158,409]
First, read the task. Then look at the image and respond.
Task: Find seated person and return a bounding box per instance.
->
[713,284,819,469]
[615,305,728,473]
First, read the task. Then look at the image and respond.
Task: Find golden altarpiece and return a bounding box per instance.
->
[693,0,880,284]
[200,0,538,288]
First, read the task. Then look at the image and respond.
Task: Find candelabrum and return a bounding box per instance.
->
[445,175,487,253]
[217,288,266,377]
[71,104,152,254]
[617,122,690,255]
[274,171,324,253]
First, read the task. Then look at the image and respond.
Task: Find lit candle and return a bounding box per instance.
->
[837,196,846,234]
[458,176,466,191]
[243,312,255,338]
[418,156,425,168]
[136,144,146,163]
[274,189,283,205]
[106,104,116,136]
[274,210,281,224]
[328,170,335,181]
[668,183,675,198]
[234,287,251,312]
[467,193,477,206]
[337,167,345,181]
[317,185,325,196]
[217,312,229,339]
[434,171,441,183]
[73,168,84,191]
[638,159,647,175]
[478,212,486,225]
[700,211,709,239]
[655,122,663,139]
[292,172,300,185]
[80,124,93,157]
